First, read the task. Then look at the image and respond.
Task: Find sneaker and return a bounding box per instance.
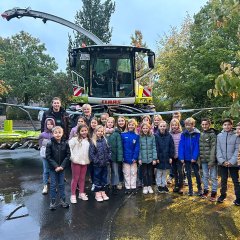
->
[163,186,169,193]
[60,198,69,208]
[201,189,209,199]
[95,192,103,202]
[91,184,95,191]
[209,191,217,202]
[148,186,154,194]
[132,188,137,195]
[79,193,88,201]
[173,186,179,193]
[167,176,172,184]
[233,199,240,206]
[158,186,164,193]
[125,189,131,194]
[217,194,226,203]
[49,199,57,210]
[42,185,48,195]
[188,191,193,196]
[143,187,148,194]
[178,188,184,195]
[197,189,203,197]
[116,183,123,190]
[70,195,77,204]
[101,191,109,201]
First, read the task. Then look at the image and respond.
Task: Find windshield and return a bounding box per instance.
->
[91,53,134,98]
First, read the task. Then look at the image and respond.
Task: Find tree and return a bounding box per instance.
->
[0,31,58,105]
[70,0,115,47]
[130,30,148,77]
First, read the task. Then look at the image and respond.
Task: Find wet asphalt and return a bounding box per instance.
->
[0,150,240,240]
[0,149,127,240]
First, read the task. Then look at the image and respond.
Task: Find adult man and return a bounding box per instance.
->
[41,97,70,139]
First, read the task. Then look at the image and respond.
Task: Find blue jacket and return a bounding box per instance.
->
[89,137,111,167]
[155,131,175,169]
[121,131,140,164]
[178,128,200,161]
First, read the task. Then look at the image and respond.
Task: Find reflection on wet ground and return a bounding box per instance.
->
[0,149,239,240]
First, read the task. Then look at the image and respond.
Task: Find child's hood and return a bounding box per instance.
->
[44,117,56,132]
[183,127,200,135]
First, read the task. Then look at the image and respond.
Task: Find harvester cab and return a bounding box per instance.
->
[69,45,155,114]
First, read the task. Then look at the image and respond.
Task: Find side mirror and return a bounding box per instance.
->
[148,52,155,69]
[69,51,77,68]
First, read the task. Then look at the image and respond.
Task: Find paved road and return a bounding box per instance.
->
[0,149,239,240]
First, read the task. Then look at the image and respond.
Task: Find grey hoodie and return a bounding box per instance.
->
[217,130,240,167]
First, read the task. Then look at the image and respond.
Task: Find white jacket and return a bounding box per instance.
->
[69,137,90,165]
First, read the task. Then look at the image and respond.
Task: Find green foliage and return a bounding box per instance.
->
[70,0,115,46]
[0,31,58,105]
[154,0,239,118]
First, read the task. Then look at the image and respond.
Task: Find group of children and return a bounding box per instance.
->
[38,104,240,210]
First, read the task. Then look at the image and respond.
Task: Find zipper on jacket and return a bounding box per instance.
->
[226,132,228,161]
[146,136,148,162]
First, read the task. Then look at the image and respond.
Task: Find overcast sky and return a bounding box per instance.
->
[1,0,208,71]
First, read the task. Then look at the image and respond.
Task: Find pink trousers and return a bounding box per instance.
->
[71,163,88,195]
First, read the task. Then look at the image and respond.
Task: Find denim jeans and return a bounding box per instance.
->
[49,170,65,200]
[184,161,202,192]
[93,166,108,192]
[156,169,168,187]
[201,163,218,192]
[219,166,240,198]
[42,158,50,185]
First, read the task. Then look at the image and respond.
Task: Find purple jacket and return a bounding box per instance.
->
[39,118,56,147]
[69,126,78,140]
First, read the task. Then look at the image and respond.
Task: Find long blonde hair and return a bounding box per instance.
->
[140,122,152,136]
[91,125,107,147]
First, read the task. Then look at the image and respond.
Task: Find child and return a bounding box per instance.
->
[39,118,56,195]
[178,117,202,196]
[89,125,111,202]
[46,126,70,210]
[138,123,157,194]
[121,118,140,194]
[169,118,183,194]
[137,115,151,134]
[199,118,218,201]
[153,115,163,134]
[217,119,240,205]
[69,124,90,203]
[69,116,86,139]
[237,123,240,168]
[105,117,123,194]
[155,121,175,193]
[89,117,99,138]
[100,113,109,127]
[117,116,128,133]
[116,116,128,189]
[88,117,99,190]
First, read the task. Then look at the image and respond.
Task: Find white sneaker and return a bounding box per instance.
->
[42,185,48,195]
[79,193,88,201]
[143,186,148,194]
[70,195,77,204]
[91,184,95,191]
[148,186,154,194]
